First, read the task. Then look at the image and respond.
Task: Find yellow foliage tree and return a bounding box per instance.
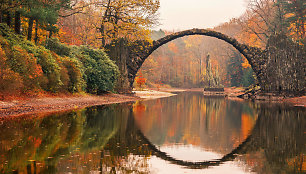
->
[97,0,160,46]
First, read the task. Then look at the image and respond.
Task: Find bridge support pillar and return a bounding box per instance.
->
[105,39,133,93]
[257,34,305,95]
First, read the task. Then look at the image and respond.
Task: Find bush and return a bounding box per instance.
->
[52,53,70,92]
[43,39,120,94]
[0,45,23,95]
[62,57,86,93]
[8,45,44,91]
[53,52,85,93]
[35,47,63,92]
[73,46,119,94]
[0,23,119,96]
[45,38,71,56]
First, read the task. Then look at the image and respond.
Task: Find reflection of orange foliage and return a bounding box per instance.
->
[182,134,200,146]
[133,101,146,116]
[167,129,175,137]
[287,154,305,172]
[241,113,254,140]
[167,123,176,137]
[28,136,42,148]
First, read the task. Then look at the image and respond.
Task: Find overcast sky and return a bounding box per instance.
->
[156,0,247,30]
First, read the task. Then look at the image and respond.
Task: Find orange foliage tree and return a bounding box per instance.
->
[0,45,23,96]
[135,71,147,90]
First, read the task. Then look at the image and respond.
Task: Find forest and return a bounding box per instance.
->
[140,0,305,89]
[0,0,304,97]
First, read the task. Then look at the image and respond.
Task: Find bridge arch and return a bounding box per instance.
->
[127,28,263,87]
[135,118,259,169]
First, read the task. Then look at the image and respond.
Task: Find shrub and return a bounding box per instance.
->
[36,47,63,92]
[0,23,119,95]
[7,45,44,91]
[62,57,85,93]
[0,45,23,95]
[74,46,119,94]
[45,38,71,57]
[52,52,85,93]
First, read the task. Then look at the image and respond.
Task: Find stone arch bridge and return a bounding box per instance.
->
[106,28,304,94]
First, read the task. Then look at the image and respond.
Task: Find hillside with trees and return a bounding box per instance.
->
[0,0,160,98]
[0,24,119,98]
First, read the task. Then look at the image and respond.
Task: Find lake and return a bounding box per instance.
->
[0,92,305,173]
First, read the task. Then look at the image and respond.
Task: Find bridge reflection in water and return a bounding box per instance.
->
[0,92,305,173]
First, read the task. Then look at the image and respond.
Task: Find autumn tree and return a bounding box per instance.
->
[280,0,305,44]
[0,0,73,43]
[241,0,305,46]
[184,36,207,86]
[58,0,160,47]
[25,0,72,39]
[96,0,160,46]
[135,71,146,90]
[57,0,100,46]
[0,0,22,28]
[239,0,280,47]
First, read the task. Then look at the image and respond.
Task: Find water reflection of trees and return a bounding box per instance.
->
[242,105,306,173]
[131,103,305,172]
[133,92,258,155]
[0,99,304,173]
[0,104,131,173]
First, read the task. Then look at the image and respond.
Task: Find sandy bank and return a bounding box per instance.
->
[0,93,139,117]
[133,90,177,99]
[0,89,176,117]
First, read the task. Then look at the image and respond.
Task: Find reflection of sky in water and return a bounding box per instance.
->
[131,92,259,173]
[148,156,254,174]
[134,92,258,156]
[159,144,222,162]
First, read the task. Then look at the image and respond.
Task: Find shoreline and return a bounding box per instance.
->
[153,87,306,107]
[0,93,140,117]
[1,88,305,117]
[0,90,177,117]
[133,90,177,99]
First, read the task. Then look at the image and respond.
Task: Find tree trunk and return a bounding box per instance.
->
[199,56,202,84]
[6,0,12,27]
[100,0,112,47]
[27,18,34,41]
[14,11,21,34]
[34,20,39,44]
[100,24,106,47]
[6,12,11,27]
[49,30,53,38]
[0,11,3,23]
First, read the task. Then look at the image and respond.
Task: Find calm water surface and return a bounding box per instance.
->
[0,92,305,173]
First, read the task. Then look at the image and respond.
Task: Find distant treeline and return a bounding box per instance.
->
[0,24,119,97]
[140,0,304,88]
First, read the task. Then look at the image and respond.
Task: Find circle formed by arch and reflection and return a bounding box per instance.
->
[135,119,259,169]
